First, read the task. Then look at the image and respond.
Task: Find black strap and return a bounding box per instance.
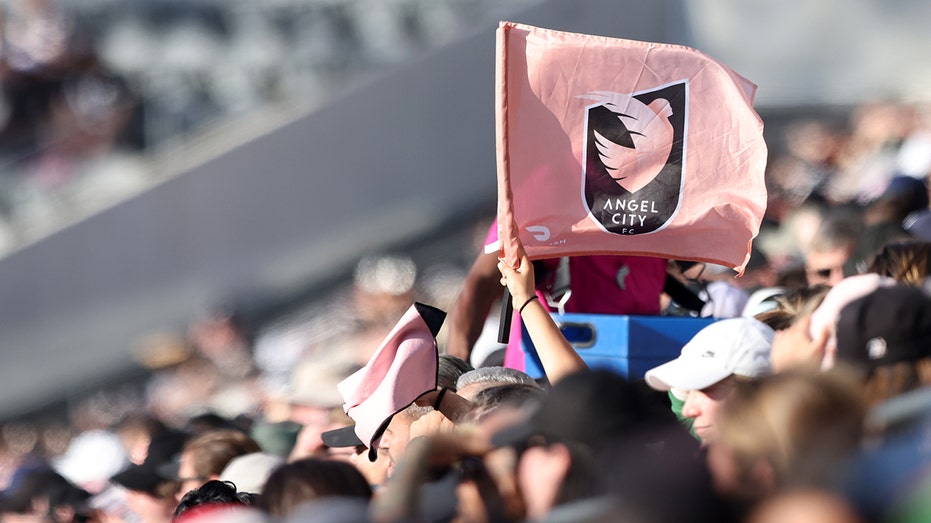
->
[663,273,706,313]
[497,289,513,343]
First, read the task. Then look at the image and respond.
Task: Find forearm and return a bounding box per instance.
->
[445,253,504,360]
[517,295,588,383]
[416,388,475,425]
[498,254,588,384]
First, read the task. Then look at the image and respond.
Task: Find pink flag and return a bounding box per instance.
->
[494,22,767,274]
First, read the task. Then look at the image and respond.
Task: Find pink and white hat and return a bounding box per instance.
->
[337,303,445,460]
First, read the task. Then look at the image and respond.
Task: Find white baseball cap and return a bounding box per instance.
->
[645,318,774,391]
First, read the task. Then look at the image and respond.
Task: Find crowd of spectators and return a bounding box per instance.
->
[0,94,929,521]
[2,1,931,522]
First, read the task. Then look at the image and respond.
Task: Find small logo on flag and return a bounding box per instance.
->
[581,81,688,235]
[527,226,551,241]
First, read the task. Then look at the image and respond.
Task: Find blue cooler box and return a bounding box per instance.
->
[519,314,716,380]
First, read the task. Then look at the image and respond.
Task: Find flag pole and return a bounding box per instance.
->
[497,289,513,343]
[495,23,514,345]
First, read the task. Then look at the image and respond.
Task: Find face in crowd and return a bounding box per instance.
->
[681,376,739,444]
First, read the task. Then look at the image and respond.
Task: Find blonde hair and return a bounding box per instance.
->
[714,367,865,499]
[754,285,830,331]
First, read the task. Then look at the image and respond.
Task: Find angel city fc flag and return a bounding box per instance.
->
[493,22,767,274]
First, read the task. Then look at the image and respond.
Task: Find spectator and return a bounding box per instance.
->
[777,274,898,372]
[167,429,260,502]
[753,284,829,331]
[707,367,865,505]
[402,354,474,441]
[285,357,359,462]
[835,285,931,411]
[489,369,683,522]
[645,318,775,444]
[496,253,589,384]
[377,406,427,479]
[683,262,751,319]
[108,429,189,523]
[867,239,931,286]
[805,210,861,286]
[321,425,389,489]
[0,464,91,522]
[455,366,541,401]
[114,415,170,467]
[218,453,284,495]
[846,176,928,273]
[465,383,547,426]
[173,480,253,521]
[258,458,372,519]
[747,489,863,523]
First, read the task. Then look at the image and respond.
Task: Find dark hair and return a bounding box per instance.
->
[406,354,476,420]
[552,441,602,509]
[1,467,92,520]
[438,354,474,390]
[185,412,244,435]
[259,458,372,518]
[173,480,253,520]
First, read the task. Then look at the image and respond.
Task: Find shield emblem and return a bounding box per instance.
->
[582,81,688,235]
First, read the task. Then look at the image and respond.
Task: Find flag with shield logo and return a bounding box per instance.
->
[493,22,767,275]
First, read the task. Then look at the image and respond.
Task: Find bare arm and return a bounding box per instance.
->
[414,388,475,425]
[770,313,829,372]
[498,255,588,383]
[445,251,505,360]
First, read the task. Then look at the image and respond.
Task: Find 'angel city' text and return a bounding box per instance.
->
[603,198,658,234]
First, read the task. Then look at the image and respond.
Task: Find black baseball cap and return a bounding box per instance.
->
[321,426,364,448]
[836,285,931,370]
[110,429,189,494]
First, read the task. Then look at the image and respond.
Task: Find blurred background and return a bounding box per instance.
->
[0,0,930,468]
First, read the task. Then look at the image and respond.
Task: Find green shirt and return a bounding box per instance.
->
[668,390,698,440]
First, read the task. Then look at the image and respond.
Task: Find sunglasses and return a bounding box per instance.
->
[807,265,844,280]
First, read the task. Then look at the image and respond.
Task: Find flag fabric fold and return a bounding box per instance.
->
[337,303,445,461]
[494,22,767,274]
